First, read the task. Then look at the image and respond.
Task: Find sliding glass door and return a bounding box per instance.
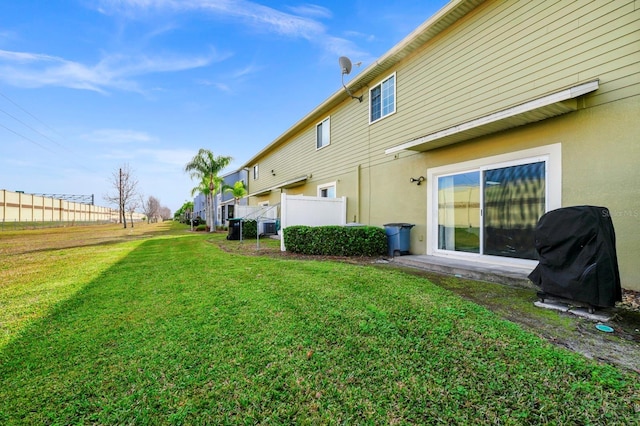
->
[438,171,480,253]
[436,160,546,260]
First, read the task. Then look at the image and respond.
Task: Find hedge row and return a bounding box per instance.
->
[283,225,387,256]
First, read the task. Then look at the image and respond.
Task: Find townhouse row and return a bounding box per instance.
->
[200,0,640,291]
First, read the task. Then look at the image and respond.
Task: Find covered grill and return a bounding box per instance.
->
[528,206,622,309]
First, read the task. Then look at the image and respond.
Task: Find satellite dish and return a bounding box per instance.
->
[339,56,352,75]
[338,56,362,102]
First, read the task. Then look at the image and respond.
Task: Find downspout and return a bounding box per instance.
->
[355,164,361,223]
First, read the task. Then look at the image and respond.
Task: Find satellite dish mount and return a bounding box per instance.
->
[339,56,362,102]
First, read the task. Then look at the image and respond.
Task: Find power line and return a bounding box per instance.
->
[0,90,66,142]
[0,122,57,154]
[0,89,93,172]
[0,106,70,152]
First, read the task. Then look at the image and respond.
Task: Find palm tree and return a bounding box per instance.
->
[223,180,248,206]
[190,175,222,230]
[184,149,232,232]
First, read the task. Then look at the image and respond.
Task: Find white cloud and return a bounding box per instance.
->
[286,4,332,19]
[96,0,325,37]
[0,48,224,93]
[93,0,367,59]
[232,63,263,79]
[0,50,60,64]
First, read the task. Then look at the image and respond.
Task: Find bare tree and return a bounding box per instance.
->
[104,163,139,229]
[141,195,161,223]
[127,197,140,228]
[158,205,172,221]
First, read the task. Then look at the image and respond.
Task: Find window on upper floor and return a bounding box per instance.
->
[316,117,330,150]
[370,72,396,124]
[253,164,259,180]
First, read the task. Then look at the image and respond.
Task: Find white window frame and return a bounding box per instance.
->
[316,116,331,150]
[317,181,337,198]
[253,164,259,180]
[426,144,562,267]
[369,72,396,124]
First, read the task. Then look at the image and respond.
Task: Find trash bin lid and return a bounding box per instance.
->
[384,223,415,228]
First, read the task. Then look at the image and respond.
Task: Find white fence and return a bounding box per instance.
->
[280,193,347,251]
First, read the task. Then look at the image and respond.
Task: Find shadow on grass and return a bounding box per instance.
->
[1,233,638,424]
[0,232,215,424]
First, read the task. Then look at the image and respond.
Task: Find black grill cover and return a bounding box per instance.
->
[528,206,622,308]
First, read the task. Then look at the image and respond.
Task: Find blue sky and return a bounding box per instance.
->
[0,0,448,212]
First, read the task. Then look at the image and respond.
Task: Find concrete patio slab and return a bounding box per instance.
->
[390,254,535,288]
[534,301,613,322]
[390,254,617,322]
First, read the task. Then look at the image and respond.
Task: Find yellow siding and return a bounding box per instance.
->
[251,0,639,201]
[366,0,639,165]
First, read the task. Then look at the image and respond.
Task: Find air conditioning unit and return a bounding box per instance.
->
[259,220,278,236]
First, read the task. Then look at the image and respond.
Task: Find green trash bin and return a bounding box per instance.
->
[227,218,242,240]
[384,223,415,257]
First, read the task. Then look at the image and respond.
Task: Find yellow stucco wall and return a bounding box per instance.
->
[355,96,640,290]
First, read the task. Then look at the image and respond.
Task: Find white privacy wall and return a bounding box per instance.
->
[280,194,347,251]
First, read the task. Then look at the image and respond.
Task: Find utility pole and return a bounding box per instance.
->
[119,167,123,224]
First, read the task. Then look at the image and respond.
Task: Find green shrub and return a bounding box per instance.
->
[240,219,258,239]
[195,224,207,232]
[283,225,387,256]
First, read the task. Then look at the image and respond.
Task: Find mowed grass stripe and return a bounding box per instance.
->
[0,225,168,349]
[0,223,637,424]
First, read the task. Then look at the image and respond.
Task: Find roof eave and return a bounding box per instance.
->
[241,0,483,168]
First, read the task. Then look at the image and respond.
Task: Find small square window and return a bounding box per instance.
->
[317,182,336,198]
[370,73,396,123]
[316,117,330,149]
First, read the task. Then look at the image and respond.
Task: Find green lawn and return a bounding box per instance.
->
[0,222,637,424]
